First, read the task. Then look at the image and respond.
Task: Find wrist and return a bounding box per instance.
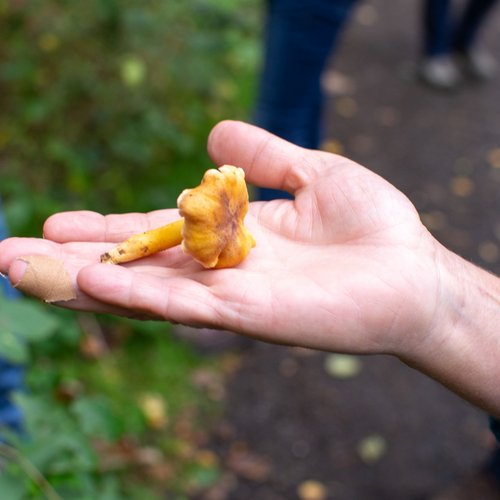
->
[401,244,500,416]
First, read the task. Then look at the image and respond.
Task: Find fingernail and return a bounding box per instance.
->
[9,259,28,287]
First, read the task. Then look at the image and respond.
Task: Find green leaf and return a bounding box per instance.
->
[71,396,122,441]
[120,56,146,87]
[0,471,26,500]
[0,330,28,363]
[44,434,96,474]
[97,476,123,500]
[0,296,60,343]
[324,354,362,379]
[13,394,97,474]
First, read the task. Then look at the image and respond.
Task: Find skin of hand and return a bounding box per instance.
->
[1,120,499,416]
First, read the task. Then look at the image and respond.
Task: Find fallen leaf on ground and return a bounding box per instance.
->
[321,138,344,155]
[324,354,362,379]
[192,368,226,401]
[420,210,447,232]
[357,434,387,464]
[202,472,238,500]
[138,393,168,430]
[450,176,474,197]
[95,438,170,476]
[487,148,500,169]
[226,443,272,481]
[335,96,358,118]
[297,479,328,500]
[321,70,356,95]
[195,449,219,468]
[478,241,499,264]
[120,55,146,87]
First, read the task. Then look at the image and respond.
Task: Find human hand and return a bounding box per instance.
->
[3,120,500,416]
[0,121,444,358]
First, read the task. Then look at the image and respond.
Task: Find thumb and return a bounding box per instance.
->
[207,120,319,195]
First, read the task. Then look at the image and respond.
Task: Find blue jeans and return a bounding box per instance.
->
[0,202,24,433]
[253,0,358,200]
[423,0,499,56]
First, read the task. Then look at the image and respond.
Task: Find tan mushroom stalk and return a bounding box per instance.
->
[100,165,256,269]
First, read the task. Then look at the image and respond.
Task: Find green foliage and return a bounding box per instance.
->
[0,0,261,235]
[0,298,224,498]
[0,296,61,363]
[1,0,261,497]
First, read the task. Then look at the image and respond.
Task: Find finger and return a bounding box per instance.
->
[0,238,63,275]
[0,235,202,285]
[4,252,143,318]
[0,237,106,273]
[0,236,193,319]
[207,120,321,194]
[1,238,98,298]
[77,263,223,327]
[43,209,180,243]
[0,237,104,303]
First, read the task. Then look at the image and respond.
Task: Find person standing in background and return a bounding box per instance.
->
[253,0,359,200]
[419,0,498,89]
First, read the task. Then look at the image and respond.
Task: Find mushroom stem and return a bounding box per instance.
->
[100,218,184,264]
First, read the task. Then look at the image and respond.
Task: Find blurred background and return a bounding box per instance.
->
[1,0,500,499]
[0,0,260,498]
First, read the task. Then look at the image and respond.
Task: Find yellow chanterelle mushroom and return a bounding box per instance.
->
[100,165,256,269]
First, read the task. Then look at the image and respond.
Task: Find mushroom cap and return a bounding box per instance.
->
[177,165,256,269]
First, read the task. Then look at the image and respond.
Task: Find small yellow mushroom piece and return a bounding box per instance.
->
[178,165,256,269]
[100,165,255,268]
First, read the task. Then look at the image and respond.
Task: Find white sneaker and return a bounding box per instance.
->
[419,55,461,90]
[459,49,497,80]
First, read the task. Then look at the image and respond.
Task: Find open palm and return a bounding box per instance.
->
[0,121,442,356]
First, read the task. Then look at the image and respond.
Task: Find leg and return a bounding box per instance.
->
[452,0,499,79]
[453,0,499,52]
[253,0,358,199]
[419,0,462,89]
[422,0,453,57]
